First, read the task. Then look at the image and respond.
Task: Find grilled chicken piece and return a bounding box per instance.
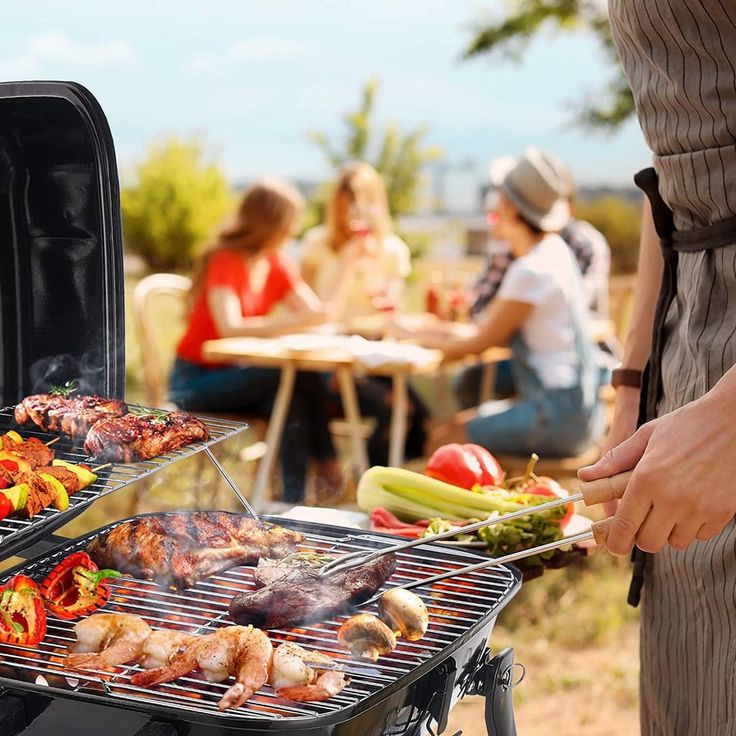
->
[229,553,397,629]
[86,512,304,590]
[39,465,82,494]
[16,472,59,518]
[84,411,209,462]
[14,394,128,437]
[1,436,55,468]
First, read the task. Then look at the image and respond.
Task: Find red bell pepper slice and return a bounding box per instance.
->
[0,574,46,646]
[40,552,121,620]
[0,477,9,490]
[0,459,18,473]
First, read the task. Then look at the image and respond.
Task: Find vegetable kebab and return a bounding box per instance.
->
[0,431,97,519]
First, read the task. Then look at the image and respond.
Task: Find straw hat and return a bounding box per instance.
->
[489,147,571,232]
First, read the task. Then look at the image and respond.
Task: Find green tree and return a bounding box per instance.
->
[464,1,634,130]
[121,137,233,271]
[308,79,442,218]
[575,195,641,273]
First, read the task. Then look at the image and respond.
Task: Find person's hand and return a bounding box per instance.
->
[598,387,641,515]
[578,387,736,556]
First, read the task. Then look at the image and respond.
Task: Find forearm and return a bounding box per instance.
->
[621,197,663,371]
[216,311,322,338]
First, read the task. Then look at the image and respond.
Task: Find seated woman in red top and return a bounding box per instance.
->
[170,178,342,503]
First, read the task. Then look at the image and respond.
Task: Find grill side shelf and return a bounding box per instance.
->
[0,406,250,562]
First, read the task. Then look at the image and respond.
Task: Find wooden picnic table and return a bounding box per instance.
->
[202,332,510,510]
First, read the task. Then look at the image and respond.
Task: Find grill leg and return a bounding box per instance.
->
[483,648,518,736]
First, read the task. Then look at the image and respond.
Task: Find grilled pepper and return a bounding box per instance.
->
[40,552,121,620]
[0,574,46,646]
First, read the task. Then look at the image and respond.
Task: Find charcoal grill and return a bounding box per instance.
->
[0,80,524,735]
[0,515,521,735]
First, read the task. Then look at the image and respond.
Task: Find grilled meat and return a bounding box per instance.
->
[228,554,397,629]
[16,471,59,518]
[1,435,54,468]
[13,466,83,518]
[86,512,305,590]
[14,394,128,437]
[40,465,81,494]
[84,411,209,462]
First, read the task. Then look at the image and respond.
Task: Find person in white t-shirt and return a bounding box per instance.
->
[393,148,604,457]
[300,162,428,465]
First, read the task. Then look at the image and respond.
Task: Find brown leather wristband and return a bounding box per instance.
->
[611,368,643,389]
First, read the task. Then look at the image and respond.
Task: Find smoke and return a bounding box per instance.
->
[30,350,105,395]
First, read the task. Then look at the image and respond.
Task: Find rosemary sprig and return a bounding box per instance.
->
[49,380,78,398]
[129,405,170,425]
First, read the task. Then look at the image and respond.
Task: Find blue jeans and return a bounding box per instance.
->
[169,358,336,503]
[465,386,604,457]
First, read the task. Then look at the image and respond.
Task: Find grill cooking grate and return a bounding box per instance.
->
[0,516,518,728]
[0,406,249,560]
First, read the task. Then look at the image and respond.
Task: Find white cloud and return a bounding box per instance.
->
[27,33,136,65]
[0,33,136,80]
[187,38,309,74]
[0,54,41,80]
[229,39,307,61]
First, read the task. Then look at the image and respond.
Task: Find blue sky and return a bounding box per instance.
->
[2,1,651,209]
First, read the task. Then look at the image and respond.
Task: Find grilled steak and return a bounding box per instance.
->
[228,553,397,629]
[86,512,305,590]
[84,411,209,462]
[14,394,128,437]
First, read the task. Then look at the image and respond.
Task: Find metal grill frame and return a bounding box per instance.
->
[0,514,521,733]
[0,406,250,561]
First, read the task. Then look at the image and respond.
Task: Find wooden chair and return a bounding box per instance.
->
[132,274,268,511]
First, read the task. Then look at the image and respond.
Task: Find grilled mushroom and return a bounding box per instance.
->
[378,589,429,641]
[337,613,396,661]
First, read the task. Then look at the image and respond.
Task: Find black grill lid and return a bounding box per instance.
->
[0,81,125,404]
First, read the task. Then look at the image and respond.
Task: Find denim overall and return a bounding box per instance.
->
[466,269,602,457]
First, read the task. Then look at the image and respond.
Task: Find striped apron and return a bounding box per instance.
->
[609,2,736,734]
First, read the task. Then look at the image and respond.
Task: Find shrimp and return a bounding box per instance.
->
[131,626,273,711]
[66,613,152,670]
[270,642,348,702]
[218,626,273,710]
[139,629,194,670]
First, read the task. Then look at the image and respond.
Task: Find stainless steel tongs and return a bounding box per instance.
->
[319,471,632,578]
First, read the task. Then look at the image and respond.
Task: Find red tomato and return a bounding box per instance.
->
[426,443,482,489]
[463,444,504,486]
[0,493,12,521]
[526,484,574,529]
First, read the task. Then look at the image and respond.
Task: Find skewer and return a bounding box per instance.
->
[45,437,61,446]
[320,471,633,578]
[361,517,615,606]
[92,463,111,473]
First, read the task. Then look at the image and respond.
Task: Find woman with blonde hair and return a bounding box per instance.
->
[170,178,343,503]
[301,162,428,466]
